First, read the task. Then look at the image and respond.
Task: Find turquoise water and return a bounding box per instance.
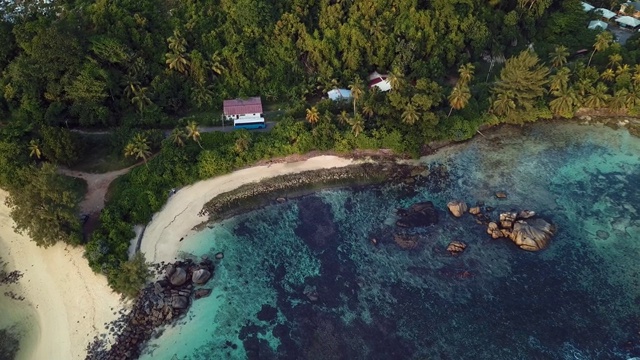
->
[141,123,640,360]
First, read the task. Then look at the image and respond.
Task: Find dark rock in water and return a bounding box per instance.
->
[172,295,189,309]
[169,267,187,286]
[518,210,536,219]
[396,201,439,228]
[469,206,481,215]
[194,288,212,299]
[394,234,419,250]
[495,191,508,199]
[294,196,337,250]
[192,269,211,285]
[215,252,224,259]
[596,230,609,239]
[447,200,468,217]
[276,197,286,203]
[257,304,278,322]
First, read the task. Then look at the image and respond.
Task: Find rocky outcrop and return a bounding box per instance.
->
[86,258,216,360]
[192,269,211,285]
[510,218,556,251]
[446,241,467,255]
[486,210,556,251]
[169,267,187,286]
[396,202,439,228]
[447,200,468,217]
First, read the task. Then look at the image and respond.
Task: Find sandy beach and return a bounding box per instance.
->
[0,190,123,360]
[141,155,358,263]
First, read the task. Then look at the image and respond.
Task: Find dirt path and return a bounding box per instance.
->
[59,165,137,215]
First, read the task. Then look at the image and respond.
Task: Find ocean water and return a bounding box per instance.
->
[141,122,640,360]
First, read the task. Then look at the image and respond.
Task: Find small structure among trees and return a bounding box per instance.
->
[368,71,392,92]
[327,88,352,101]
[223,97,265,129]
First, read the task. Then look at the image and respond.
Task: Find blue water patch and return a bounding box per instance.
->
[141,123,640,360]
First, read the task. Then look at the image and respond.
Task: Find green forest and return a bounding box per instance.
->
[1,0,640,296]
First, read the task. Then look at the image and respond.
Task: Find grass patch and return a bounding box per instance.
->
[72,134,137,173]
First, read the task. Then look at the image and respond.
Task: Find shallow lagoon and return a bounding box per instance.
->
[141,122,640,360]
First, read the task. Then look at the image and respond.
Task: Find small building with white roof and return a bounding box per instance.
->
[595,8,617,20]
[616,15,640,28]
[588,20,609,30]
[581,2,595,12]
[327,89,352,101]
[367,71,392,92]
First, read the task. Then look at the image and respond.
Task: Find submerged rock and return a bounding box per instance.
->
[396,201,439,227]
[447,200,468,217]
[194,288,212,299]
[469,206,481,215]
[171,295,189,309]
[394,234,419,250]
[509,218,556,251]
[495,191,508,199]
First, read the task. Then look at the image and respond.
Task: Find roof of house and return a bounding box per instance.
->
[588,20,609,29]
[223,97,263,116]
[582,2,595,11]
[616,15,640,26]
[623,1,640,10]
[327,88,352,100]
[595,8,617,18]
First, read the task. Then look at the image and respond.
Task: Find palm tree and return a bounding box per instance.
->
[588,32,613,66]
[626,88,640,108]
[349,78,364,116]
[632,64,640,87]
[167,30,187,53]
[210,51,226,77]
[28,140,41,159]
[387,71,403,92]
[616,64,630,77]
[448,85,471,117]
[124,134,152,167]
[305,106,320,126]
[165,51,190,74]
[347,114,364,137]
[458,63,475,86]
[550,45,569,69]
[130,85,152,114]
[185,121,202,148]
[401,103,420,125]
[549,86,578,117]
[601,68,616,82]
[608,53,623,70]
[609,89,628,112]
[337,110,350,125]
[362,104,374,119]
[492,91,516,117]
[170,128,186,147]
[584,83,611,109]
[549,67,571,92]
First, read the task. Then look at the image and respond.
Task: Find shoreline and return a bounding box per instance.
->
[140,155,364,264]
[0,190,124,360]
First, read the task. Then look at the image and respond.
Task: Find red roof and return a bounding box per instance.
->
[369,76,388,87]
[223,97,263,116]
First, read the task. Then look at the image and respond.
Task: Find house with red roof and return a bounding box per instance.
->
[368,71,392,92]
[223,97,265,129]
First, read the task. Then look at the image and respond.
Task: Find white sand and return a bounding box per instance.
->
[141,155,358,263]
[0,190,123,360]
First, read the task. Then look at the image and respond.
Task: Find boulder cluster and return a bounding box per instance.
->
[86,258,216,360]
[487,211,556,251]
